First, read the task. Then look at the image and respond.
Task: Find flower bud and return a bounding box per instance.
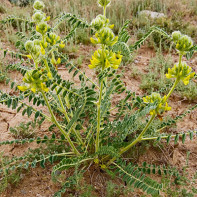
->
[25,40,34,52]
[33,39,41,46]
[32,11,45,23]
[91,27,118,46]
[172,31,193,52]
[98,0,111,7]
[91,15,108,31]
[172,31,181,42]
[33,0,45,10]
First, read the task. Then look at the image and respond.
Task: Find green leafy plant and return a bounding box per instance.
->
[0,0,197,196]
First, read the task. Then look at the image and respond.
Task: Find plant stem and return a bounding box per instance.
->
[56,89,85,147]
[44,58,84,147]
[107,114,156,165]
[166,54,182,100]
[95,78,104,153]
[103,6,106,17]
[41,90,80,155]
[166,78,179,100]
[120,114,156,154]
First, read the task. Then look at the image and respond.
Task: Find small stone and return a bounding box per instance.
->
[139,10,166,19]
[21,189,27,194]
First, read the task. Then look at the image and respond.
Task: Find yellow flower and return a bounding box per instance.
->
[45,16,50,21]
[18,69,50,93]
[40,44,45,55]
[18,86,28,92]
[26,55,32,59]
[56,58,61,64]
[59,41,65,48]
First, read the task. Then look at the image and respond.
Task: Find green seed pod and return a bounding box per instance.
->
[33,0,45,10]
[98,0,111,7]
[32,11,45,23]
[25,40,34,52]
[172,31,181,42]
[36,22,48,34]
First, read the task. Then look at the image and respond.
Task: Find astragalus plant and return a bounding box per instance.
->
[0,0,196,196]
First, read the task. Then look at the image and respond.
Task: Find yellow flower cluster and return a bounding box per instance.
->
[143,93,171,115]
[33,0,45,10]
[90,27,118,46]
[36,22,48,35]
[25,40,42,60]
[46,33,60,46]
[91,15,113,31]
[89,49,122,70]
[166,62,195,85]
[172,31,193,53]
[89,2,122,71]
[18,70,49,93]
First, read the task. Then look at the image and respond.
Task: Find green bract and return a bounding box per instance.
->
[89,49,122,70]
[143,93,171,115]
[91,27,118,46]
[33,0,45,10]
[166,62,195,85]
